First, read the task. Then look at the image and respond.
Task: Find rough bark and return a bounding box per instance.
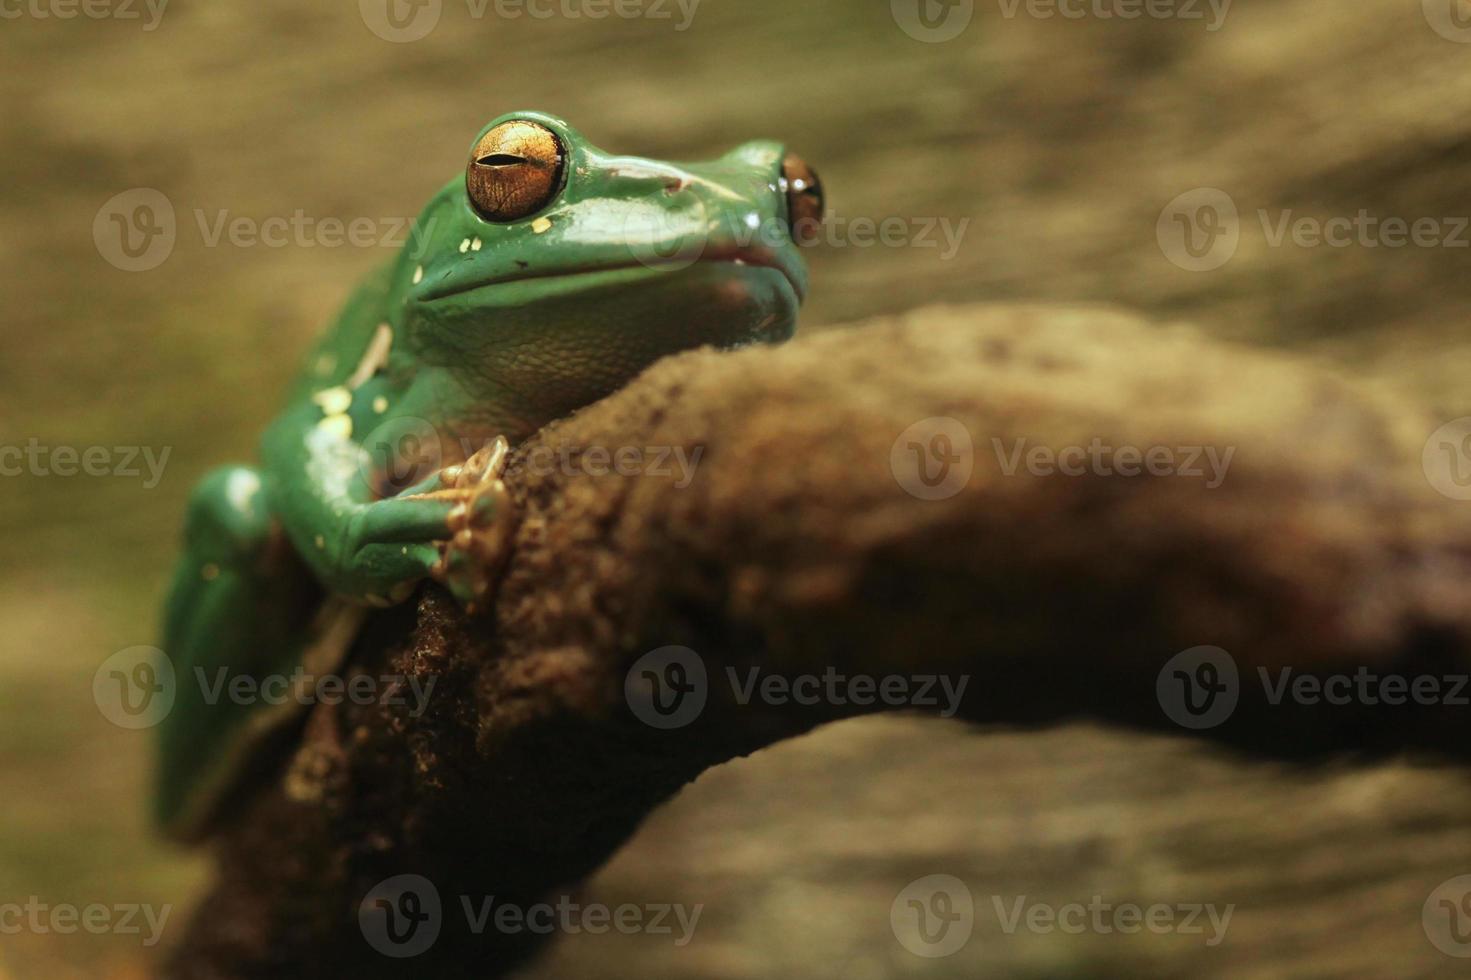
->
[165,303,1471,978]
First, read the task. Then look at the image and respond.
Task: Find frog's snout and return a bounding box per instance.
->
[719,140,827,250]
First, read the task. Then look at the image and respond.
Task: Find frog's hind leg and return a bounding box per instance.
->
[155,465,324,840]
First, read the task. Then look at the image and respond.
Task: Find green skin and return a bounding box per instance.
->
[157,110,811,839]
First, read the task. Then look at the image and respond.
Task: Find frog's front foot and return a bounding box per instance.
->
[431,436,518,613]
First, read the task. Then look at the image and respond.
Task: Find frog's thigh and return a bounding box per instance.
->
[156,466,315,837]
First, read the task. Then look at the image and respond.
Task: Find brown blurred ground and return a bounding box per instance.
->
[3,0,1471,976]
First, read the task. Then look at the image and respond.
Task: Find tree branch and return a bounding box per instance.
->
[165,303,1471,978]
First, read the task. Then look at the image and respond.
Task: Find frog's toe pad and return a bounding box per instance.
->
[433,472,517,612]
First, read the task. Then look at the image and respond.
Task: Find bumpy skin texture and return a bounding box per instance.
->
[156,111,812,839]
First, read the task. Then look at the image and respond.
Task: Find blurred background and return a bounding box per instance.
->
[5,0,1471,976]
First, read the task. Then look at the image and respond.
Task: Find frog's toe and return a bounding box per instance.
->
[432,476,518,612]
[453,436,511,491]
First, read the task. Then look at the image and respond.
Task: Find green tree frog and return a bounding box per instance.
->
[156,111,823,840]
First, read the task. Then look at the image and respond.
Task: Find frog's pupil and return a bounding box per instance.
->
[477,153,528,167]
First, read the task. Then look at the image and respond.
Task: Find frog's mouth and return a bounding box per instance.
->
[418,242,807,306]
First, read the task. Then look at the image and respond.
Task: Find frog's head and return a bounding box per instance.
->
[392,110,823,434]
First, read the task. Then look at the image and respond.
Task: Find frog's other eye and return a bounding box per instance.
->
[466,120,566,222]
[780,153,825,247]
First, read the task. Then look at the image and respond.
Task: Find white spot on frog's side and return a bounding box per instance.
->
[373,396,389,414]
[744,213,761,231]
[317,413,354,441]
[532,217,553,234]
[314,534,326,550]
[413,265,424,285]
[312,386,353,416]
[346,324,394,390]
[225,469,263,516]
[471,237,483,251]
[459,238,471,254]
[314,352,337,376]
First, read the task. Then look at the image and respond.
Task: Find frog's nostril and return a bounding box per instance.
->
[663,177,690,195]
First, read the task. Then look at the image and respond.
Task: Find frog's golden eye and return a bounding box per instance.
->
[780,153,825,247]
[466,120,566,223]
